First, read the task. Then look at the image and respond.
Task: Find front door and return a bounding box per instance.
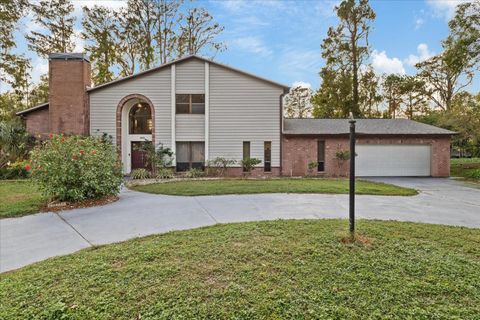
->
[131,142,148,170]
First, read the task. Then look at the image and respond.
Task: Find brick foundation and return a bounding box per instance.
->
[282,135,451,177]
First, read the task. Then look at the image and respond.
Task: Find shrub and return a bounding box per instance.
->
[185,168,204,178]
[466,169,480,180]
[205,157,236,176]
[156,168,174,179]
[0,160,31,179]
[30,134,123,201]
[0,121,36,169]
[240,157,261,173]
[130,168,151,180]
[307,161,318,175]
[137,141,174,174]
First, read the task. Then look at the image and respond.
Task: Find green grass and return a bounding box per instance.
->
[130,178,418,196]
[0,180,45,218]
[1,220,479,319]
[451,158,480,180]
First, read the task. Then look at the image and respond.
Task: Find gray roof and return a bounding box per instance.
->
[16,102,49,116]
[283,118,455,135]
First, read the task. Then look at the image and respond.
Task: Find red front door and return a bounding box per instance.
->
[131,142,148,170]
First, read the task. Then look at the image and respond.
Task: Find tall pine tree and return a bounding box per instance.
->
[82,5,119,85]
[25,0,76,57]
[313,0,376,118]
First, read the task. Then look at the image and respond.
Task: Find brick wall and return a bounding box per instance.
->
[24,107,49,137]
[49,58,91,135]
[282,135,451,177]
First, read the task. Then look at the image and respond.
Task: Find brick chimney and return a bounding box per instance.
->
[48,53,91,135]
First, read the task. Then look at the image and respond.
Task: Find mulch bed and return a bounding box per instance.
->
[43,195,118,212]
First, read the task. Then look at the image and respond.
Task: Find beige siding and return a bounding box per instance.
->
[209,64,283,166]
[176,114,205,141]
[176,59,205,93]
[89,68,171,148]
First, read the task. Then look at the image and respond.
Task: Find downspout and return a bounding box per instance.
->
[279,88,289,176]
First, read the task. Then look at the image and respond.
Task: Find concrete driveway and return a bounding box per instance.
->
[1,178,479,272]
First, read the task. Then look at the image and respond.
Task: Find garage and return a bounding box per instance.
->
[356,145,431,177]
[282,118,454,177]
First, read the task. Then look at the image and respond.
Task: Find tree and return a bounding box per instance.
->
[115,7,143,76]
[284,85,313,118]
[82,5,120,85]
[177,7,225,57]
[448,1,480,68]
[28,74,49,108]
[440,92,480,157]
[0,0,29,86]
[154,0,182,64]
[313,0,376,117]
[416,1,479,111]
[359,66,382,117]
[399,75,428,119]
[382,74,403,119]
[127,0,157,69]
[25,0,76,57]
[312,69,352,118]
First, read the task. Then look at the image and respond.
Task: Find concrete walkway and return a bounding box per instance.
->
[1,178,479,272]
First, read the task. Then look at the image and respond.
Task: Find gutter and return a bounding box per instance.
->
[279,88,289,176]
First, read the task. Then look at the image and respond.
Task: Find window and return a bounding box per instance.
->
[243,141,250,172]
[317,140,325,172]
[176,94,205,114]
[264,141,271,172]
[176,142,205,171]
[129,103,152,134]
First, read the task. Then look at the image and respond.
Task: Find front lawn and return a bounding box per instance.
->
[451,158,480,180]
[1,220,479,319]
[130,178,417,196]
[0,180,45,218]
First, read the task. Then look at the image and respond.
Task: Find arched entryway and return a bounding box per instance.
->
[116,94,155,173]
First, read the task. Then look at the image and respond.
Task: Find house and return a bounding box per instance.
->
[16,53,454,177]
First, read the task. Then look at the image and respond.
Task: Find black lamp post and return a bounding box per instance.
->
[349,116,356,234]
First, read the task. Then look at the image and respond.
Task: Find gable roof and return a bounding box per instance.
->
[283,118,455,135]
[16,102,49,116]
[88,55,290,93]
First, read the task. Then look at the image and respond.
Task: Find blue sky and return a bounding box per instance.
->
[4,0,478,92]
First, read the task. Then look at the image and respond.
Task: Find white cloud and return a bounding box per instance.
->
[314,0,340,18]
[415,17,424,30]
[371,50,405,74]
[279,48,322,83]
[426,0,468,21]
[231,36,272,57]
[405,43,434,66]
[292,81,312,89]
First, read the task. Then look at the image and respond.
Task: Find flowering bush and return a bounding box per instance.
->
[0,160,31,179]
[30,134,123,201]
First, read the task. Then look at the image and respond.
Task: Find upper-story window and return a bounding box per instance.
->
[129,103,152,134]
[176,94,205,114]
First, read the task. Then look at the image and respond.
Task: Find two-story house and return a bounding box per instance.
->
[17,53,454,177]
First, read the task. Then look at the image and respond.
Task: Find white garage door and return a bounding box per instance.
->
[356,145,431,177]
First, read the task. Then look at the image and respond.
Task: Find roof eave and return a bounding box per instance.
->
[15,102,49,116]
